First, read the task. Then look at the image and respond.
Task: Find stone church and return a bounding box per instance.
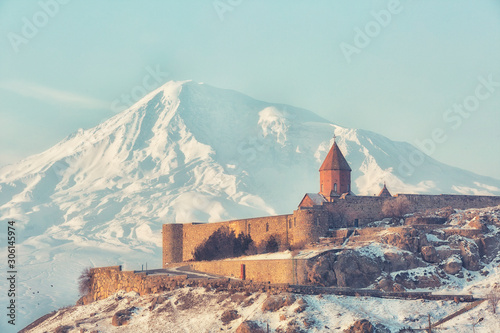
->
[163,138,500,265]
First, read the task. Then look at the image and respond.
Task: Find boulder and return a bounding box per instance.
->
[467,216,488,231]
[221,309,240,324]
[236,321,265,333]
[435,246,461,262]
[381,228,421,253]
[394,271,442,289]
[376,277,393,292]
[307,253,336,286]
[54,326,72,333]
[458,239,481,271]
[421,246,438,263]
[262,294,295,312]
[344,319,374,333]
[334,251,382,288]
[443,255,462,275]
[383,251,425,272]
[111,307,135,326]
[477,235,500,262]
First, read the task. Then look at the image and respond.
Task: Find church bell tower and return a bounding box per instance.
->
[319,136,352,200]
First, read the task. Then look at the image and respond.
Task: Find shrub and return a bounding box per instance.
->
[264,235,279,253]
[290,240,307,252]
[234,232,253,257]
[78,267,92,296]
[193,227,254,261]
[245,242,258,256]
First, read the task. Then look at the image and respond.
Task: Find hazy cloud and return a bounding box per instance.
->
[0,80,109,109]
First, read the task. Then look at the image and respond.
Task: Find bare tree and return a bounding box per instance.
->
[78,267,92,296]
[487,290,499,314]
[382,196,411,224]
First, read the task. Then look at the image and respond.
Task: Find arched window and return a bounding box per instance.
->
[289,219,292,229]
[266,223,269,232]
[348,184,350,192]
[334,183,337,192]
[248,224,251,234]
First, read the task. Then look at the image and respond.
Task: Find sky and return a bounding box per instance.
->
[1,0,499,179]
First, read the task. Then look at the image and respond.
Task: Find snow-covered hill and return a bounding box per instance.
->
[1,80,500,331]
[20,285,500,333]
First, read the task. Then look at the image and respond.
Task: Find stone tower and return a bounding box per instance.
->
[319,138,352,200]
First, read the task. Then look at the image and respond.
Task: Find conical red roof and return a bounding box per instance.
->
[378,184,392,197]
[319,142,352,171]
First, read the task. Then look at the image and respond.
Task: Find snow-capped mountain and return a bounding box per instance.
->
[1,80,499,331]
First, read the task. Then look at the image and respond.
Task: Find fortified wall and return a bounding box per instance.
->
[163,194,500,266]
[163,209,329,265]
[319,193,500,227]
[80,265,301,304]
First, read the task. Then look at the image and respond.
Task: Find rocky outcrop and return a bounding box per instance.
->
[434,246,461,262]
[448,236,481,271]
[382,251,424,272]
[442,255,462,275]
[307,253,336,286]
[344,319,375,333]
[221,309,240,324]
[111,307,135,326]
[261,294,295,312]
[236,321,265,333]
[421,246,438,263]
[394,270,443,289]
[477,235,500,262]
[380,228,421,253]
[334,251,382,288]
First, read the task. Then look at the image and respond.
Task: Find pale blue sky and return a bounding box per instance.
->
[1,0,499,179]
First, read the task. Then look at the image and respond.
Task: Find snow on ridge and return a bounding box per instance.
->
[258,106,290,145]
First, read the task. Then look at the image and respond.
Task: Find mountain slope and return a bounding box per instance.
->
[1,80,499,331]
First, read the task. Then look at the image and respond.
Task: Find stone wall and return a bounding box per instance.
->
[163,209,330,265]
[190,259,301,284]
[179,214,293,263]
[321,194,500,228]
[163,193,500,266]
[82,264,303,304]
[86,266,189,302]
[398,194,500,211]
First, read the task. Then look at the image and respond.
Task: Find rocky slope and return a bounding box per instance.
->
[21,284,499,333]
[306,206,500,293]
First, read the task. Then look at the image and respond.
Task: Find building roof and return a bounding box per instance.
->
[301,193,327,206]
[319,141,352,171]
[378,184,392,197]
